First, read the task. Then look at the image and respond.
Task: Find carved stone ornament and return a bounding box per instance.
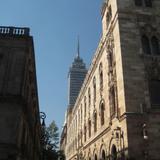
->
[106,34,114,53]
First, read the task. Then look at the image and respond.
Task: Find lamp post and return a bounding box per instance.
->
[40,112,46,160]
[142,123,149,160]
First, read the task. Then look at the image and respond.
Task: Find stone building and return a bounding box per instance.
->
[61,0,160,160]
[0,26,41,160]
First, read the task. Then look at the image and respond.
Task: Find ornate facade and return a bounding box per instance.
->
[61,0,160,160]
[0,26,41,160]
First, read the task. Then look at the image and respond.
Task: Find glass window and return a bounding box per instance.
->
[142,35,151,55]
[88,88,91,107]
[145,0,152,7]
[110,87,116,117]
[84,96,86,117]
[84,125,87,142]
[94,112,97,132]
[151,36,159,55]
[88,120,91,137]
[102,150,106,160]
[93,77,96,102]
[149,80,160,106]
[99,63,103,90]
[100,102,105,126]
[135,0,143,6]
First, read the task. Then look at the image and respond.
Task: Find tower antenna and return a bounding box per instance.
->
[77,36,80,58]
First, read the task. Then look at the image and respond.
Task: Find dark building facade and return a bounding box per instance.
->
[0,26,41,160]
[68,45,87,107]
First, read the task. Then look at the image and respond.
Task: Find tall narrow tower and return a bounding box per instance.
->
[68,41,87,107]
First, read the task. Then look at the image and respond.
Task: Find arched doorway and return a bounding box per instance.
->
[101,150,105,160]
[111,145,117,160]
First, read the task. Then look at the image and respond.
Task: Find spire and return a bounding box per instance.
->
[77,36,80,58]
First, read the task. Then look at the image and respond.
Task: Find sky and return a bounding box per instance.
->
[0,0,103,131]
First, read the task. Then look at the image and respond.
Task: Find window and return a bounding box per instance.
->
[81,104,83,123]
[99,63,103,90]
[88,88,91,107]
[142,35,151,55]
[142,35,160,55]
[100,101,105,126]
[111,145,117,160]
[151,36,159,55]
[110,86,116,117]
[102,150,106,160]
[145,0,152,7]
[84,125,87,142]
[149,80,160,106]
[135,0,152,7]
[80,131,82,146]
[135,0,143,6]
[95,154,98,160]
[93,77,96,102]
[84,96,86,117]
[88,120,91,137]
[93,111,97,132]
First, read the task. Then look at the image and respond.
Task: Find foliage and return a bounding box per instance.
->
[41,120,65,160]
[46,120,59,150]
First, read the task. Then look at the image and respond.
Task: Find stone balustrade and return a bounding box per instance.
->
[0,26,30,36]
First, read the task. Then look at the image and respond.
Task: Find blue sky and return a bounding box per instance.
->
[0,0,102,131]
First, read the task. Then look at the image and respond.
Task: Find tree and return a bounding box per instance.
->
[41,120,65,160]
[46,120,59,150]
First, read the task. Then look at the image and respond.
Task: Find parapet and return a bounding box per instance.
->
[0,26,30,36]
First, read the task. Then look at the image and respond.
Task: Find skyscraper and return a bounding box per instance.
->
[68,41,87,107]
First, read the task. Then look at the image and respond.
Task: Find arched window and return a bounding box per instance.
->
[151,36,159,55]
[100,101,105,126]
[93,77,96,103]
[102,150,106,160]
[145,0,152,7]
[93,111,97,132]
[99,63,103,90]
[111,145,117,160]
[135,0,142,6]
[141,35,151,55]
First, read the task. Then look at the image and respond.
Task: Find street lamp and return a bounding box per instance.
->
[40,112,46,127]
[40,112,46,160]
